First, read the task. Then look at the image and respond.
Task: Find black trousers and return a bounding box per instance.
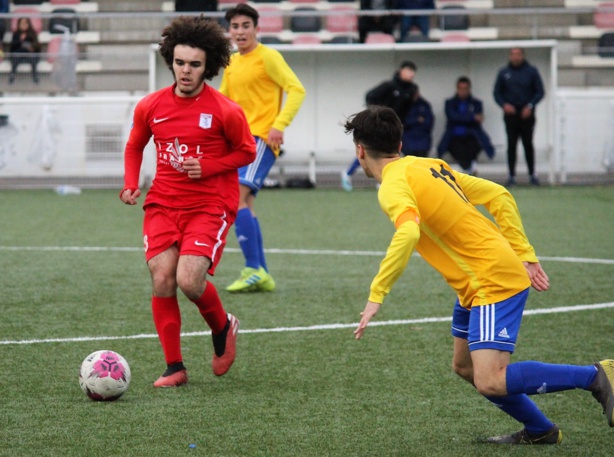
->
[504,113,536,177]
[448,135,481,171]
[358,16,397,43]
[10,55,39,77]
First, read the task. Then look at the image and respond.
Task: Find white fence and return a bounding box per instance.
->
[1,43,613,187]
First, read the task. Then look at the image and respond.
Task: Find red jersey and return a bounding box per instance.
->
[123,83,256,215]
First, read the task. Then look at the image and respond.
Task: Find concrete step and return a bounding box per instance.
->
[97,0,165,12]
[85,44,150,70]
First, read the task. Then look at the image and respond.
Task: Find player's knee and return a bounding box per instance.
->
[176,275,204,300]
[473,376,506,397]
[150,271,177,296]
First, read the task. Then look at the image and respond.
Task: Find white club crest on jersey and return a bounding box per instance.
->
[199,113,212,129]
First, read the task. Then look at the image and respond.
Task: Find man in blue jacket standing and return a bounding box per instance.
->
[494,47,545,187]
[438,76,494,175]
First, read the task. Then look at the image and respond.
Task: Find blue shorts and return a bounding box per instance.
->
[239,136,276,196]
[450,288,529,353]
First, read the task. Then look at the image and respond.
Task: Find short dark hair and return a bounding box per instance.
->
[400,60,417,72]
[225,4,259,27]
[457,76,471,86]
[159,15,231,80]
[344,106,402,158]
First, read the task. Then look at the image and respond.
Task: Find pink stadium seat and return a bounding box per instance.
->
[441,32,470,42]
[365,32,396,44]
[326,6,357,33]
[594,2,614,28]
[50,0,81,4]
[10,8,43,35]
[46,35,79,64]
[258,7,284,33]
[292,34,322,44]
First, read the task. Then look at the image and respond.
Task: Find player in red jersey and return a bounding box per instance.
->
[120,16,256,387]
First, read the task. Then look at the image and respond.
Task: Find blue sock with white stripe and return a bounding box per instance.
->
[234,208,260,269]
[253,217,268,272]
[485,394,554,435]
[506,361,598,395]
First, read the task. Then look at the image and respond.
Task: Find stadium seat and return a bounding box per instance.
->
[291,8,322,33]
[50,0,81,4]
[326,6,358,34]
[219,0,246,4]
[259,35,285,44]
[49,8,79,34]
[290,0,320,4]
[10,8,43,34]
[598,32,614,57]
[258,7,284,33]
[46,35,79,64]
[329,34,359,43]
[441,32,470,41]
[292,34,322,44]
[365,32,396,43]
[400,33,430,42]
[594,2,614,28]
[440,5,469,31]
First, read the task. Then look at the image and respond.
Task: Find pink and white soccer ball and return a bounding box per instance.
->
[79,350,131,401]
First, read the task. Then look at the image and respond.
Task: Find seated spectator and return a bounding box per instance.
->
[358,0,398,43]
[402,86,434,157]
[437,76,494,175]
[397,0,434,42]
[9,17,41,84]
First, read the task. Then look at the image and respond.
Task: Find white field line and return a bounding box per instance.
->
[2,302,613,346]
[0,245,614,265]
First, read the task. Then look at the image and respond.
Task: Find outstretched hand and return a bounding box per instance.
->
[523,261,550,292]
[354,301,381,340]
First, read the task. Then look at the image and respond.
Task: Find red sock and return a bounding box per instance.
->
[151,295,182,365]
[192,282,228,334]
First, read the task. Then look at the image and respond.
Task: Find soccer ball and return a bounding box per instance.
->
[79,350,131,401]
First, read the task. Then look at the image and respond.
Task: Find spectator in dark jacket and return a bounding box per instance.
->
[9,17,41,84]
[402,86,434,157]
[358,0,398,43]
[342,61,418,191]
[366,60,417,120]
[438,76,494,175]
[398,0,434,42]
[493,47,545,186]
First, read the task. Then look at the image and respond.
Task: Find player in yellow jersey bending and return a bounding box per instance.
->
[346,105,614,444]
[220,4,306,293]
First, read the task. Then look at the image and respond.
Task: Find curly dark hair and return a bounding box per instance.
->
[159,15,231,80]
[344,106,402,157]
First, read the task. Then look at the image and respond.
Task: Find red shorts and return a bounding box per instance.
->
[143,205,234,275]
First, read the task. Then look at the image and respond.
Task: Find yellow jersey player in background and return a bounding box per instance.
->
[220,4,306,293]
[345,105,614,445]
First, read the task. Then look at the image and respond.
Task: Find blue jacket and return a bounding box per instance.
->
[437,94,494,159]
[402,96,434,153]
[493,60,545,110]
[397,0,435,9]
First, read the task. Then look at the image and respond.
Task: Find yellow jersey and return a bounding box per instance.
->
[219,44,306,156]
[370,156,537,309]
